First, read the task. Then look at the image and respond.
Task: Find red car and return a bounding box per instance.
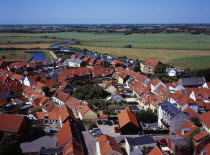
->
[114,127,120,133]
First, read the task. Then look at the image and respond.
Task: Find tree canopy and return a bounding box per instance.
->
[71,85,109,100]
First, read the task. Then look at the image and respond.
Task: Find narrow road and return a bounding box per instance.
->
[82,131,96,155]
[49,50,58,59]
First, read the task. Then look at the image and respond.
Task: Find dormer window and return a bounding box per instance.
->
[198,93,202,98]
[201,150,207,155]
[182,128,190,135]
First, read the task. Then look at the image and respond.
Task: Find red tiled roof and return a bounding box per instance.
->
[200,143,210,155]
[91,68,106,77]
[143,59,160,66]
[183,107,200,118]
[59,105,76,123]
[194,130,208,141]
[33,112,59,120]
[88,58,96,65]
[53,90,69,103]
[201,111,210,128]
[96,134,123,155]
[10,74,23,81]
[176,120,198,138]
[65,97,84,111]
[118,107,139,128]
[27,74,45,84]
[0,114,25,133]
[111,59,124,65]
[0,74,8,83]
[148,146,163,155]
[70,54,78,59]
[79,104,95,116]
[0,98,7,105]
[57,120,72,147]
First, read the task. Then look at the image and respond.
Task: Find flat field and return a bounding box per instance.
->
[0,44,53,49]
[1,32,210,69]
[0,50,31,62]
[69,45,210,69]
[80,41,210,50]
[1,32,210,43]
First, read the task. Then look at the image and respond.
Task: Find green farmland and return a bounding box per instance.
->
[0,32,210,69]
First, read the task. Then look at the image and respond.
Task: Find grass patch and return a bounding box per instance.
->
[0,36,58,44]
[0,51,31,62]
[81,41,210,50]
[0,44,53,49]
[1,32,210,43]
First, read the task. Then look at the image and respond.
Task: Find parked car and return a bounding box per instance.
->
[113,120,118,125]
[102,120,107,125]
[92,129,103,136]
[114,127,120,133]
[97,120,102,125]
[107,120,113,126]
[89,124,99,133]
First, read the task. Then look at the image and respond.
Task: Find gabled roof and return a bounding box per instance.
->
[148,146,163,155]
[200,143,210,155]
[33,112,59,120]
[57,120,72,147]
[53,90,69,103]
[0,114,26,133]
[176,120,198,138]
[59,105,76,123]
[183,107,200,118]
[143,59,160,66]
[79,104,95,116]
[118,107,139,128]
[65,97,83,111]
[126,135,156,146]
[159,100,180,120]
[178,77,206,87]
[10,74,24,81]
[201,111,210,128]
[96,134,122,155]
[193,130,208,142]
[27,74,45,84]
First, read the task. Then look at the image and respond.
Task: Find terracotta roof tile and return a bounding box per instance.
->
[96,134,122,155]
[183,107,200,118]
[143,59,160,67]
[0,114,25,133]
[148,146,163,155]
[118,107,139,128]
[59,105,76,123]
[176,120,198,138]
[201,111,210,128]
[34,112,59,120]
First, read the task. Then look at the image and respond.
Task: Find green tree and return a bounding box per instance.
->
[42,86,50,96]
[132,65,140,72]
[154,64,167,74]
[0,133,22,155]
[190,117,202,127]
[35,76,41,82]
[135,110,158,123]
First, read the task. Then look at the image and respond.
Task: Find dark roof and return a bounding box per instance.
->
[39,147,63,155]
[126,135,155,146]
[159,100,180,120]
[170,137,186,146]
[178,77,205,86]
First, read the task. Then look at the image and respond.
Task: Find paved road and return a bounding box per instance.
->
[82,131,96,155]
[49,51,58,59]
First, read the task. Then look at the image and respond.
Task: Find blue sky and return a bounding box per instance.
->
[0,0,210,24]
